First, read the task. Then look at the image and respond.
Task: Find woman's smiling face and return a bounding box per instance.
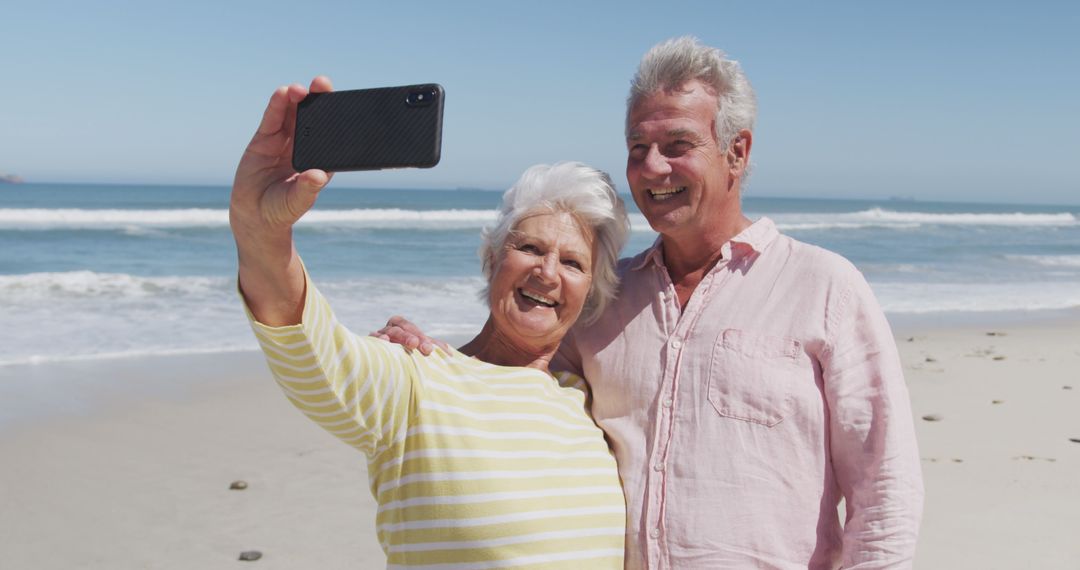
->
[487,211,595,351]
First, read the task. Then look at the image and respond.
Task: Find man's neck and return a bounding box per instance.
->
[660,215,753,308]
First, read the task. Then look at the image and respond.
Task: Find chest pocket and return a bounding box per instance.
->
[707,328,801,427]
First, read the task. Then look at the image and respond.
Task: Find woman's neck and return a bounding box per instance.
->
[458,318,558,373]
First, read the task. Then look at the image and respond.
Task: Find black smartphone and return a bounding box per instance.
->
[292,84,444,172]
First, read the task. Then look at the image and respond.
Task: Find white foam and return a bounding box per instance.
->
[1003,254,1080,268]
[0,271,226,300]
[873,281,1080,314]
[768,208,1077,231]
[5,206,1072,232]
[4,270,1078,365]
[0,208,229,229]
[0,208,499,230]
[0,273,488,367]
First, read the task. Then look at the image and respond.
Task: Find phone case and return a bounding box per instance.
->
[292,84,444,172]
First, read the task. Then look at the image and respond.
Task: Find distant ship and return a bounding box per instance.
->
[0,173,25,184]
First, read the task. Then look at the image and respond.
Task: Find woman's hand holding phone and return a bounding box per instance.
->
[230,76,335,327]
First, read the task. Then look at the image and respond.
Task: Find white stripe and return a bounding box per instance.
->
[377,505,624,532]
[370,425,411,474]
[252,324,304,341]
[377,449,612,475]
[435,368,563,392]
[255,335,314,363]
[262,352,323,375]
[276,380,334,397]
[421,379,585,422]
[254,333,310,351]
[387,526,624,553]
[376,468,615,495]
[281,395,355,415]
[420,401,596,432]
[386,548,624,569]
[377,486,622,513]
[405,424,601,446]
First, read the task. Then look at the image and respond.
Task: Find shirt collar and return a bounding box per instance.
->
[628,216,780,271]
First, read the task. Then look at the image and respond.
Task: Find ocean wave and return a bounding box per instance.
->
[775,221,922,231]
[5,206,1072,232]
[0,208,499,230]
[1003,254,1080,268]
[874,281,1080,313]
[768,208,1078,230]
[0,272,489,366]
[0,345,259,368]
[0,271,230,300]
[3,270,1078,365]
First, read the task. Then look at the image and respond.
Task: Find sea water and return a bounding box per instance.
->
[2,183,1078,366]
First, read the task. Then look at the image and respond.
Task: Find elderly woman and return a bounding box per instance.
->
[231,77,630,568]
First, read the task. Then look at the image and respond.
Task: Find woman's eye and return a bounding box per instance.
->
[562,259,583,270]
[519,244,541,254]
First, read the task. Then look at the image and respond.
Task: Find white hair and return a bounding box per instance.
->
[478,162,630,324]
[627,36,757,151]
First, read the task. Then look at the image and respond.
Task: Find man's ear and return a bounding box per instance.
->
[727,129,753,176]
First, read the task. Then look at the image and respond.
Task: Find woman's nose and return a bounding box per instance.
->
[534,253,558,282]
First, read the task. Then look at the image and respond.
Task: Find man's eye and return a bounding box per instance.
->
[667,140,695,155]
[628,145,648,160]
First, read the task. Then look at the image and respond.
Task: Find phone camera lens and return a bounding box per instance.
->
[406,88,436,107]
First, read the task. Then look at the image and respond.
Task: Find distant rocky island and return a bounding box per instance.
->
[0,173,25,184]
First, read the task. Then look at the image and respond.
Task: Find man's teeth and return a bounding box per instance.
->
[520,290,557,307]
[649,187,685,201]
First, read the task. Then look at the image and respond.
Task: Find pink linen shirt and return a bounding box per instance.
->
[555,217,923,569]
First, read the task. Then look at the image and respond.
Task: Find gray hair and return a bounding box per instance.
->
[479,162,630,325]
[627,36,757,151]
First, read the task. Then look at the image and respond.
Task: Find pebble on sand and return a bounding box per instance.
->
[1069,438,1080,444]
[925,357,936,363]
[239,551,262,561]
[992,400,1004,404]
[992,355,1006,361]
[922,414,943,422]
[986,331,1007,336]
[230,480,248,490]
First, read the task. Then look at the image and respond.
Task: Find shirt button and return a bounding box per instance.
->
[653,462,665,471]
[670,339,682,349]
[650,528,661,539]
[662,397,673,408]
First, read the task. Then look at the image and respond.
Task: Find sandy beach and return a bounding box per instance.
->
[1,319,1078,569]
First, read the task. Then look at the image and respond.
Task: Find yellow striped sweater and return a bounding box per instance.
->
[245,272,625,569]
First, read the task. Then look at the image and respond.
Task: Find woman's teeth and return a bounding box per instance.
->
[520,289,557,307]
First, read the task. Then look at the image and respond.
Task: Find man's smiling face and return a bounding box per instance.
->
[626,80,742,241]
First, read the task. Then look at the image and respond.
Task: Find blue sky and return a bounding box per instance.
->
[2,1,1077,204]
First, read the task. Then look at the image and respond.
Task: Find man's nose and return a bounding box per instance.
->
[642,144,671,177]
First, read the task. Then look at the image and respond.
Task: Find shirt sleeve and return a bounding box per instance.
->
[241,265,419,458]
[821,271,925,568]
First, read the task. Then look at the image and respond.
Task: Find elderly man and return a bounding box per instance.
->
[385,36,924,569]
